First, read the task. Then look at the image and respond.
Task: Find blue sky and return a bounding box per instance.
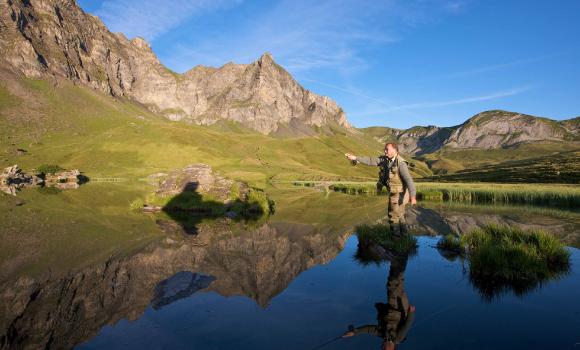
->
[78,0,580,129]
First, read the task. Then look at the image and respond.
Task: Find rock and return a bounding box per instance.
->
[153,164,248,202]
[0,165,81,195]
[151,272,216,310]
[0,1,351,136]
[142,205,162,213]
[44,169,81,184]
[53,182,79,190]
[0,165,32,185]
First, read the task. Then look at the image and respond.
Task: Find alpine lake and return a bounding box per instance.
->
[1,181,579,350]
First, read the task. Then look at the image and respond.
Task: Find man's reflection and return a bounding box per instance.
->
[346,235,416,349]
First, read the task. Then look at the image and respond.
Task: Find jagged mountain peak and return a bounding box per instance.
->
[0,0,352,136]
[130,37,151,51]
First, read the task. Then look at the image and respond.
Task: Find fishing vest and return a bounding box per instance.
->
[378,155,406,194]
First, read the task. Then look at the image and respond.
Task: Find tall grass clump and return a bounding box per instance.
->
[416,182,580,209]
[437,224,571,299]
[37,164,64,174]
[247,188,275,215]
[129,197,145,211]
[356,224,417,255]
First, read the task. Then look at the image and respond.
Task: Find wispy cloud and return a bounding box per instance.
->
[351,85,534,117]
[158,0,466,74]
[444,1,470,14]
[301,78,397,108]
[161,0,398,74]
[93,0,242,41]
[442,54,562,79]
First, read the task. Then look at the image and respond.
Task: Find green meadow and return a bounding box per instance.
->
[0,75,412,189]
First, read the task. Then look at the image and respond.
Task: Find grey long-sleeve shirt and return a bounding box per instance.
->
[356,155,417,198]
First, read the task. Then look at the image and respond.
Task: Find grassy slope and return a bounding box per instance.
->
[358,111,580,182]
[0,73,409,187]
[425,150,580,183]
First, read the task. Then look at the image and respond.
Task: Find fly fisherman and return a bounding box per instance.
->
[345,142,417,236]
[342,242,416,350]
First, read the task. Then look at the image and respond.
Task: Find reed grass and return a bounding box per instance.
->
[293,181,580,209]
[436,224,571,299]
[356,223,417,254]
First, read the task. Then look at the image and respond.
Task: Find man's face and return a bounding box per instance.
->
[384,144,397,158]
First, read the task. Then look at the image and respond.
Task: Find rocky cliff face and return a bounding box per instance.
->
[364,110,579,155]
[0,0,351,135]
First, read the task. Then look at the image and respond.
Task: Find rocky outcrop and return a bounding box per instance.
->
[44,168,80,184]
[151,164,247,202]
[0,165,43,195]
[0,165,82,195]
[444,111,574,149]
[144,164,274,217]
[0,0,351,135]
[364,110,579,155]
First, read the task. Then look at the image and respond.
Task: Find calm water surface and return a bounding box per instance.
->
[1,185,579,350]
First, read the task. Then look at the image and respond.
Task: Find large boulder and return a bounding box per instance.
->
[151,164,249,203]
[44,169,81,184]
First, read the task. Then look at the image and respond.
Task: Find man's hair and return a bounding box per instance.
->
[384,142,398,152]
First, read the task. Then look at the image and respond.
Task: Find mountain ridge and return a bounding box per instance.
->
[0,0,351,135]
[361,110,579,155]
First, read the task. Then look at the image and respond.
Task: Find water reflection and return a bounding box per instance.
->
[1,189,579,349]
[0,219,349,349]
[408,204,580,247]
[346,230,416,349]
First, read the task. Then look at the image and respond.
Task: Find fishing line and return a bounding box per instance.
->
[409,304,458,331]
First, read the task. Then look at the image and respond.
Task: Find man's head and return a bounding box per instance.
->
[384,142,398,158]
[382,339,396,350]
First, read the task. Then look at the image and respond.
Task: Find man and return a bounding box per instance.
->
[345,143,417,235]
[343,235,416,350]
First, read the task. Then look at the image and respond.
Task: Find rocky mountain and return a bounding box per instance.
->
[363,110,579,155]
[0,0,351,135]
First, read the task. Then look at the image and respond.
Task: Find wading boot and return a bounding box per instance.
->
[391,223,401,238]
[399,223,409,235]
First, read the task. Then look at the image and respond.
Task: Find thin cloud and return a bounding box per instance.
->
[94,0,242,41]
[161,0,397,73]
[301,78,426,119]
[301,78,396,108]
[351,85,534,117]
[159,0,461,74]
[443,54,562,79]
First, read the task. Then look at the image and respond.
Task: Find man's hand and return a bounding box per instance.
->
[342,331,355,338]
[345,153,357,161]
[410,196,417,206]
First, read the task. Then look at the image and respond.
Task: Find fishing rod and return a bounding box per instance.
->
[309,325,355,350]
[309,335,343,350]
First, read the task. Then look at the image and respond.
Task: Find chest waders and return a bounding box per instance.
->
[378,155,409,236]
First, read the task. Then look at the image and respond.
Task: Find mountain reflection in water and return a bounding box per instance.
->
[0,199,578,350]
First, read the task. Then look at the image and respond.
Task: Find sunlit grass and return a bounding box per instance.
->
[436,224,571,299]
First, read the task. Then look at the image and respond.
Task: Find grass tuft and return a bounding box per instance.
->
[437,224,571,299]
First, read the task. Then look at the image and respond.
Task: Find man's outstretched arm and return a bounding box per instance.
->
[345,153,381,166]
